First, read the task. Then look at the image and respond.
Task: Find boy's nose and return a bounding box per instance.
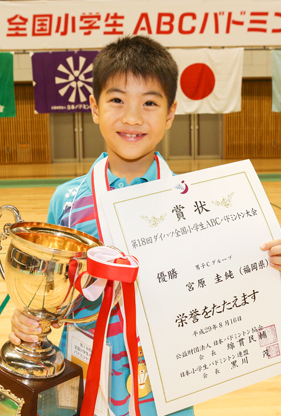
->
[121,108,143,125]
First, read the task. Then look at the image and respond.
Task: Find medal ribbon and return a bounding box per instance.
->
[68,154,172,416]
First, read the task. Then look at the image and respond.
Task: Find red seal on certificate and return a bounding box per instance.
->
[266,343,280,359]
[258,324,278,347]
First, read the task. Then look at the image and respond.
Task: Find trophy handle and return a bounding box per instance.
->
[0,205,23,281]
[57,280,123,325]
[0,261,4,281]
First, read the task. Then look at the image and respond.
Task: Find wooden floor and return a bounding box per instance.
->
[0,158,280,179]
[0,159,281,415]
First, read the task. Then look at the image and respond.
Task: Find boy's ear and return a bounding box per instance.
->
[166,101,177,130]
[90,95,99,124]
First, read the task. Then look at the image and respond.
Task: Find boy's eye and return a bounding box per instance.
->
[144,101,157,106]
[111,98,123,104]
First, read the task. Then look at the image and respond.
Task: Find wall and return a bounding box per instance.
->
[13,49,273,82]
[224,80,281,158]
[11,49,276,162]
[0,85,50,164]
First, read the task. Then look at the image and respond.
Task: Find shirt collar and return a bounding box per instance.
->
[86,151,161,189]
[107,158,158,186]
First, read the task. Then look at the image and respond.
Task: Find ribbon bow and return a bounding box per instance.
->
[69,246,140,416]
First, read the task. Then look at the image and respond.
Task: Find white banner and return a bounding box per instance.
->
[1,1,281,50]
[171,48,243,114]
[271,50,281,112]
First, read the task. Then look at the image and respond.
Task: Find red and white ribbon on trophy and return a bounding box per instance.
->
[68,246,140,416]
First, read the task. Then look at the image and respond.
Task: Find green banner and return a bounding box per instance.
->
[0,52,16,118]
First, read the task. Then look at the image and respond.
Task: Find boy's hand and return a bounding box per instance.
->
[260,239,281,271]
[10,308,42,345]
[9,309,60,345]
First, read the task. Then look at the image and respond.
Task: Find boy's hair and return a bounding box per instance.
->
[92,35,178,109]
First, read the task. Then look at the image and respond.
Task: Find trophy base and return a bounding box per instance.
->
[0,340,65,379]
[0,358,83,416]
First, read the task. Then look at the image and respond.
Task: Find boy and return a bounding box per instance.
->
[10,36,281,416]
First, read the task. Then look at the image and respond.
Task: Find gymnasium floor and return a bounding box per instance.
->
[0,158,281,416]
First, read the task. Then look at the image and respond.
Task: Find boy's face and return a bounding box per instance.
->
[90,73,177,163]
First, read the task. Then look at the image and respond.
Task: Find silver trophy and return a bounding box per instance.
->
[0,205,121,380]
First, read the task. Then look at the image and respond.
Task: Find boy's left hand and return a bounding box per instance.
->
[260,239,281,271]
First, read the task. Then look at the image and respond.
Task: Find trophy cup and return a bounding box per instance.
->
[0,205,121,416]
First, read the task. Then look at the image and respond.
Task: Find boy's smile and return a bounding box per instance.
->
[117,131,146,142]
[90,73,177,180]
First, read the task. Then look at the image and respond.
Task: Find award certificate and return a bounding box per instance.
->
[100,160,281,416]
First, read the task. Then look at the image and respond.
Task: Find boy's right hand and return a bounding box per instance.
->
[10,308,42,345]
